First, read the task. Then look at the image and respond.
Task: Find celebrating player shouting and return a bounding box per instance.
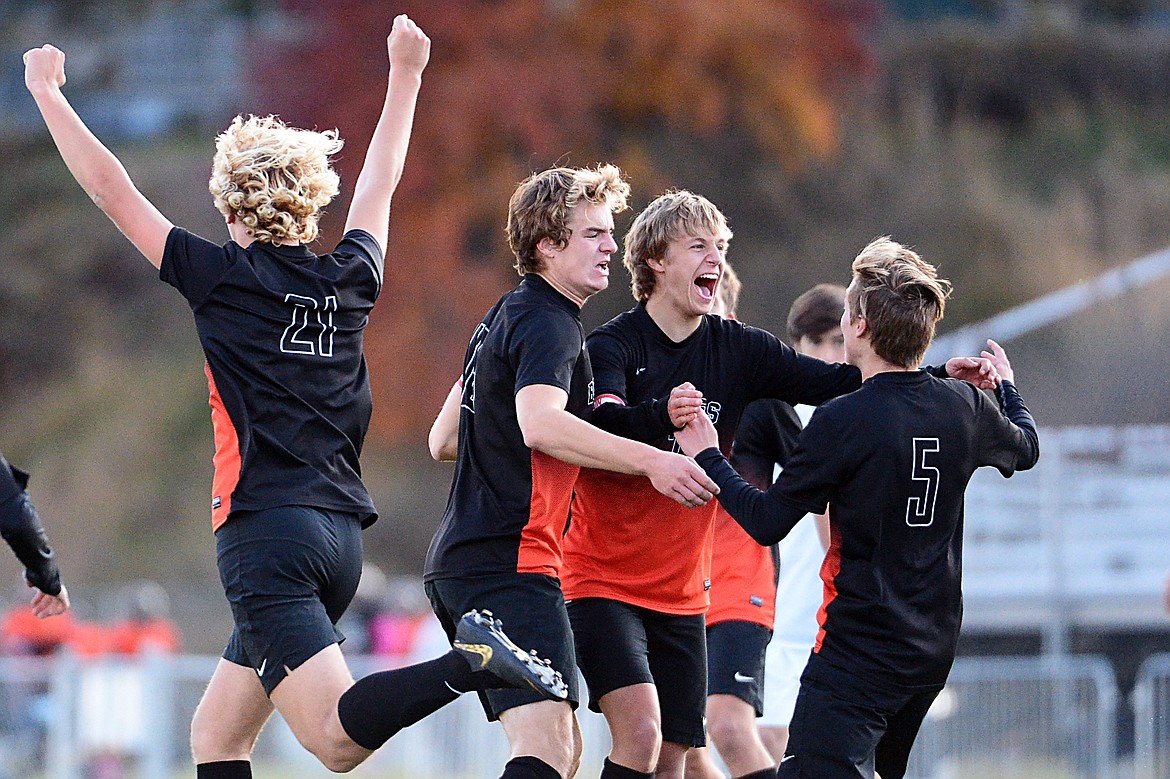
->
[675,237,1039,779]
[426,166,719,779]
[561,192,999,779]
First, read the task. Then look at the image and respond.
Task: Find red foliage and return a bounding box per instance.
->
[257,0,876,444]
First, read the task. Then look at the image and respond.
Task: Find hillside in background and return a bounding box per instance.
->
[2,3,1169,650]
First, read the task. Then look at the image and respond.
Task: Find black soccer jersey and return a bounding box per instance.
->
[160,227,382,531]
[696,373,1039,687]
[424,274,594,582]
[561,304,862,613]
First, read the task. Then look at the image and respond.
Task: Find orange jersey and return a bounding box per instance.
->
[706,505,779,628]
[562,468,716,615]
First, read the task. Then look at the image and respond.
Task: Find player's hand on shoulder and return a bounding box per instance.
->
[673,409,718,457]
[29,583,69,619]
[944,355,999,390]
[979,339,1014,385]
[667,382,703,428]
[388,14,430,74]
[646,449,719,509]
[23,44,66,93]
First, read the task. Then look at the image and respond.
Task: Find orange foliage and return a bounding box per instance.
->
[261,0,875,444]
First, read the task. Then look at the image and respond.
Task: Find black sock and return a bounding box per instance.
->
[500,755,562,779]
[195,761,251,779]
[600,757,653,779]
[337,651,469,750]
[734,768,779,779]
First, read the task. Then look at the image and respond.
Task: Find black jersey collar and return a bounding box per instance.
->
[253,241,315,263]
[523,273,583,315]
[633,301,709,348]
[866,369,931,386]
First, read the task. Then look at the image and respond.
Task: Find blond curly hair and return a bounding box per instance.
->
[208,115,344,245]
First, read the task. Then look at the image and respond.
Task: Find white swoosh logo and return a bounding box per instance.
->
[734,671,755,683]
[257,659,267,677]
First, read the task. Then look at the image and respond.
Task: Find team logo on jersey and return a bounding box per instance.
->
[701,399,721,423]
[587,379,595,405]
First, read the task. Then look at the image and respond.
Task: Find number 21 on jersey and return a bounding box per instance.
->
[906,437,940,527]
[281,294,337,357]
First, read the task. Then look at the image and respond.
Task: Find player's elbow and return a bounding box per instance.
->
[427,432,457,462]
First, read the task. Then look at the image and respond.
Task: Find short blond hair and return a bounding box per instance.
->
[846,237,951,368]
[506,164,630,275]
[209,115,344,245]
[623,191,732,301]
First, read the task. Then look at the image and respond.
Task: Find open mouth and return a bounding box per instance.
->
[596,259,610,275]
[694,273,719,302]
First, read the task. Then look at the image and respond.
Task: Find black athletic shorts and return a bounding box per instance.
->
[425,572,580,721]
[706,619,772,716]
[217,505,363,695]
[779,653,943,779]
[567,597,707,747]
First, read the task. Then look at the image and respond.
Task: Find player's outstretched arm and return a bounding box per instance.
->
[516,384,719,509]
[344,15,430,252]
[677,413,807,545]
[0,457,68,618]
[30,584,69,619]
[24,45,172,268]
[428,380,462,461]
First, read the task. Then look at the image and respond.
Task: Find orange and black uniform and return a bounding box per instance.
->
[424,273,591,717]
[160,227,381,693]
[708,400,801,631]
[562,305,862,744]
[704,400,800,715]
[695,373,1039,779]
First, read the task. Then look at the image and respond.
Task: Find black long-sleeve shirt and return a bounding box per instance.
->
[695,373,1038,687]
[0,453,62,596]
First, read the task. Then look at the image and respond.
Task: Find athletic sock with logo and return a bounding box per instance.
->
[499,755,561,779]
[196,761,251,778]
[599,757,654,779]
[337,651,473,750]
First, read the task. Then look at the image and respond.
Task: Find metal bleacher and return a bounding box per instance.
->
[961,424,1170,632]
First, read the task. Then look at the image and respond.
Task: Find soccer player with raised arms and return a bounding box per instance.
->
[26,17,572,778]
[675,237,1040,779]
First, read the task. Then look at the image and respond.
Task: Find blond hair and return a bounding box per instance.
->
[714,261,741,318]
[506,164,630,275]
[623,191,732,301]
[209,115,343,245]
[846,237,951,368]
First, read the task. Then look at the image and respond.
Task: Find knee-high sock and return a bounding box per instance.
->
[337,651,475,750]
[600,757,654,779]
[195,761,251,779]
[500,755,562,779]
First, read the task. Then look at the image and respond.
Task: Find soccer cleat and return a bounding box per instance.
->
[453,609,568,700]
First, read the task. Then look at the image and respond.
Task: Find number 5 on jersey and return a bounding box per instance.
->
[281,294,337,357]
[906,437,940,527]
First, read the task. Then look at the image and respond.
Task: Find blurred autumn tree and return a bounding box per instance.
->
[260,0,876,444]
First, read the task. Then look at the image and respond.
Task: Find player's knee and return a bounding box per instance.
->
[707,717,749,758]
[298,722,369,773]
[190,717,248,764]
[617,714,662,762]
